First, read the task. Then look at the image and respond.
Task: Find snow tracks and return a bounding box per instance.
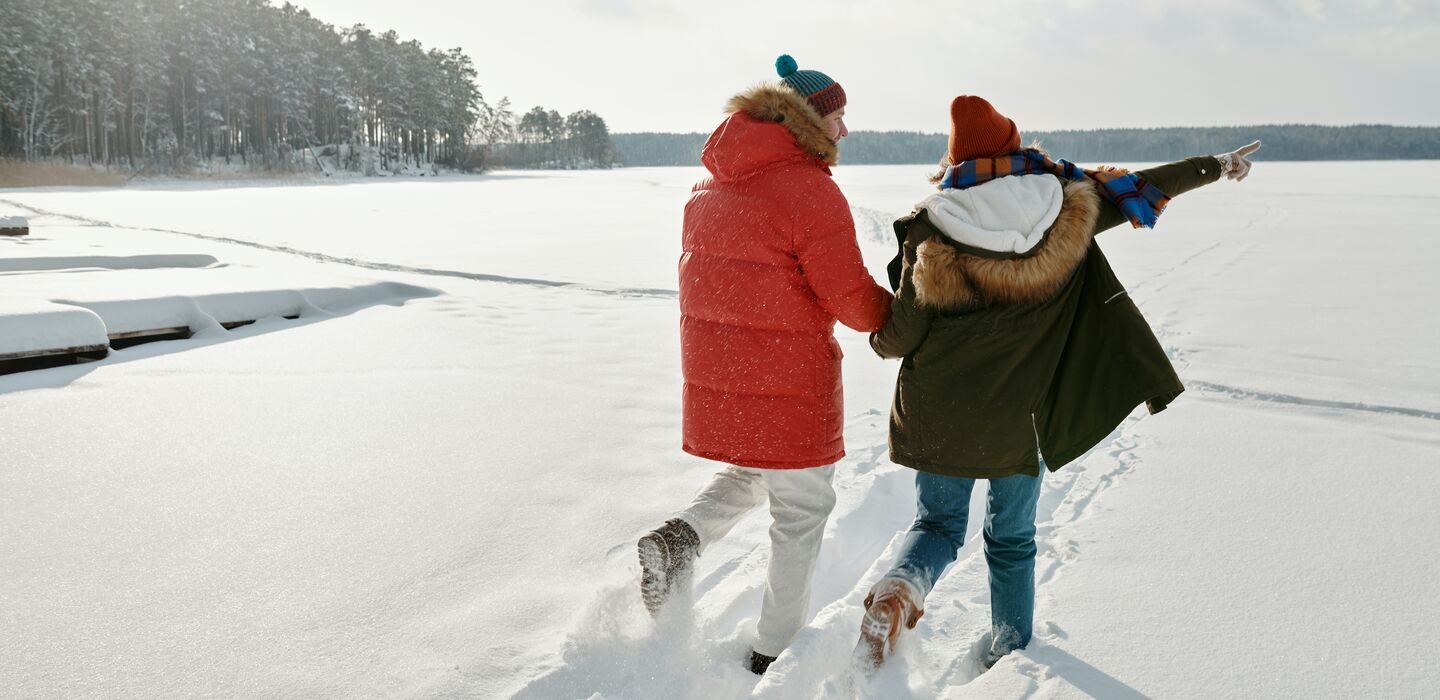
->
[506,400,1155,699]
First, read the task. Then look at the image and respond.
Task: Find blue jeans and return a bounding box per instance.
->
[886,466,1044,660]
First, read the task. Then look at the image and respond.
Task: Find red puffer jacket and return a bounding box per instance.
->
[680,84,892,469]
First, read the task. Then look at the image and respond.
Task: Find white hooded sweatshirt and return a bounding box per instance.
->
[915,174,1063,254]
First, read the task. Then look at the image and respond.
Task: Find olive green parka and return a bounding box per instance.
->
[871,156,1222,478]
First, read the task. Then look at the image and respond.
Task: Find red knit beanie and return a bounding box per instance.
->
[947,95,1021,163]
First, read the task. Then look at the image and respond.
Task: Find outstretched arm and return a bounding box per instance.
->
[1093,140,1262,234]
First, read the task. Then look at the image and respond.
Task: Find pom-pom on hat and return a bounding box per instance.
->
[775,54,846,117]
[947,95,1021,164]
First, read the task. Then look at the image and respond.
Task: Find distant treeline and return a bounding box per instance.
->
[487,106,616,170]
[614,125,1440,167]
[0,0,616,175]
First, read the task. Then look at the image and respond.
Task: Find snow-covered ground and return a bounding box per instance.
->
[2,162,1437,699]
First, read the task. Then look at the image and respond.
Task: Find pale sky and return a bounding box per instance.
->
[293,0,1440,134]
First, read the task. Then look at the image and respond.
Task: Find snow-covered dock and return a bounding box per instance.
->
[0,215,27,236]
[0,208,436,374]
[0,299,109,369]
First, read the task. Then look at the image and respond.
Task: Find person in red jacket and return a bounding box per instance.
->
[638,55,893,675]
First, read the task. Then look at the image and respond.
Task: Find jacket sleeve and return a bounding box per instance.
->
[869,227,933,359]
[1093,156,1224,235]
[794,186,894,333]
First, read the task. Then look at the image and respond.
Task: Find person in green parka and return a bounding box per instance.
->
[852,95,1261,672]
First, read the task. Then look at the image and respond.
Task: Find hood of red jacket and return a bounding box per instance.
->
[700,111,818,182]
[700,82,839,182]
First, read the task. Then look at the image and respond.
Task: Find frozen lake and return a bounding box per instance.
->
[2,162,1438,698]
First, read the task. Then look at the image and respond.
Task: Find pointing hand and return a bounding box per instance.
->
[1216,140,1262,182]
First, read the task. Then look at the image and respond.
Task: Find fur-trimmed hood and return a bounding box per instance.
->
[912,178,1102,308]
[699,83,837,181]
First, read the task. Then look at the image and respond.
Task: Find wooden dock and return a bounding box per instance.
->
[0,316,303,375]
[0,216,28,236]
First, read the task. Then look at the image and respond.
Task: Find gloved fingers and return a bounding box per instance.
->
[1235,140,1262,157]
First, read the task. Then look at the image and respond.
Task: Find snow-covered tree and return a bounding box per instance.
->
[0,0,607,174]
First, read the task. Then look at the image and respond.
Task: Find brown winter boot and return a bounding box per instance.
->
[852,577,924,674]
[637,518,700,616]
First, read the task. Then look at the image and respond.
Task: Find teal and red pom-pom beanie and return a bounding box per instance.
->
[775,54,846,117]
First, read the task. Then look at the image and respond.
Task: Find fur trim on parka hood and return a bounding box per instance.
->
[717,83,838,168]
[913,178,1102,308]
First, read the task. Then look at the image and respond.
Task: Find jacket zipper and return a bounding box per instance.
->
[1030,412,1045,464]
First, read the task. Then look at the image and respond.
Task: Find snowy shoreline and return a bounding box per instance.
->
[7,158,1440,192]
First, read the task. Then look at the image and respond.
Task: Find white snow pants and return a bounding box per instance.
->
[675,464,837,658]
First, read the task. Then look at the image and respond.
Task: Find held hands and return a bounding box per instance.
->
[1216,140,1262,182]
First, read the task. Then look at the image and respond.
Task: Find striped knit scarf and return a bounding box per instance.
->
[938,149,1171,229]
